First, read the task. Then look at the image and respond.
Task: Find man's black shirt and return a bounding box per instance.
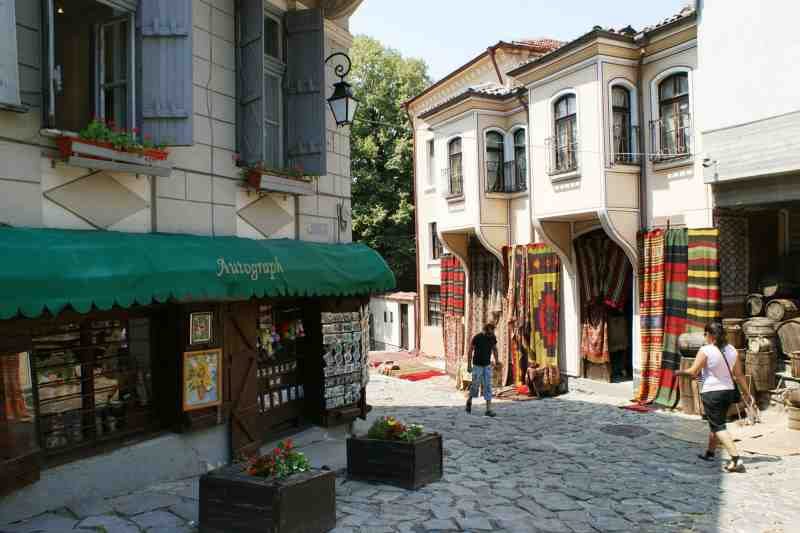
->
[471,332,496,367]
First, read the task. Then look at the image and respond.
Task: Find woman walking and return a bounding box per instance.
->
[675,321,751,473]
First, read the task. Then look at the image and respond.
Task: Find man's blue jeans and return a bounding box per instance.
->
[469,365,492,401]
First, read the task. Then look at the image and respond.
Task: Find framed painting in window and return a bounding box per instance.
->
[189,312,214,345]
[182,348,223,412]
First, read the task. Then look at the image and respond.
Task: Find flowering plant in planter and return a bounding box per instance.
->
[57,118,169,161]
[245,439,311,480]
[240,161,318,188]
[366,416,424,442]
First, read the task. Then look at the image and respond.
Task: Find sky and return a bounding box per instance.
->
[350,0,689,82]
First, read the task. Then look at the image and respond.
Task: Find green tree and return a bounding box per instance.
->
[350,36,431,291]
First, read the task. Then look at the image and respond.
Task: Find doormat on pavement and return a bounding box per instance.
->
[399,369,447,382]
[620,404,654,413]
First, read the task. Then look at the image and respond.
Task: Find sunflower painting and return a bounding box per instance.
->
[183,349,222,411]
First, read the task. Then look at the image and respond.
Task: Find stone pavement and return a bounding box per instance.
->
[3,372,799,533]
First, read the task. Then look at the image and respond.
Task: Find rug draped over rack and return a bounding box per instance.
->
[636,227,721,405]
[440,255,465,379]
[461,243,508,389]
[505,244,561,386]
[654,229,688,408]
[636,229,665,403]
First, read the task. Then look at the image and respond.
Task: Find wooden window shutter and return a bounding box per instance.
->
[236,0,266,167]
[0,0,22,109]
[137,0,193,146]
[285,8,327,177]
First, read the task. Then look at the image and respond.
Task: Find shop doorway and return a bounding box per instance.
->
[575,230,634,383]
[400,304,409,351]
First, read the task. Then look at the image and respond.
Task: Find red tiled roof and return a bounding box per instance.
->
[511,38,564,54]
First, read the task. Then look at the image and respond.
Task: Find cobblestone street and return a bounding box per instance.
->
[3,371,799,533]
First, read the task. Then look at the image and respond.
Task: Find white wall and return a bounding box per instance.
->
[369,298,415,352]
[698,0,800,132]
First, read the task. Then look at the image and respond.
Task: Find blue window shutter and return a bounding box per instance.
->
[15,0,41,109]
[0,0,21,108]
[236,0,265,167]
[137,0,192,146]
[285,8,326,177]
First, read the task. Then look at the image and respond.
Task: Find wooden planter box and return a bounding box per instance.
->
[346,433,443,490]
[244,168,316,196]
[57,138,172,177]
[199,465,336,533]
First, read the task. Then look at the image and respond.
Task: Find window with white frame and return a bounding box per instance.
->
[426,285,442,327]
[426,139,435,187]
[551,94,578,174]
[485,131,505,193]
[447,137,463,196]
[430,222,444,260]
[612,86,634,164]
[513,129,527,191]
[651,72,691,162]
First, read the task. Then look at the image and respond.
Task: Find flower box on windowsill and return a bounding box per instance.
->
[243,166,316,196]
[56,138,172,177]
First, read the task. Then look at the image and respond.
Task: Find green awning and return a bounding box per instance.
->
[0,227,396,319]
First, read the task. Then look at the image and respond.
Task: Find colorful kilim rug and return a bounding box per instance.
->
[686,229,721,332]
[506,245,532,384]
[603,241,632,310]
[581,304,609,364]
[654,228,688,408]
[636,229,665,403]
[441,255,465,316]
[528,244,560,368]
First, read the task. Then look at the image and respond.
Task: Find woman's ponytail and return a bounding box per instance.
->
[704,321,727,350]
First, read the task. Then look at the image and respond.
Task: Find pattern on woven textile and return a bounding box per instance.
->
[464,241,508,388]
[441,254,466,317]
[528,244,561,369]
[654,228,688,408]
[580,304,609,364]
[442,314,464,379]
[636,229,665,403]
[717,216,749,306]
[686,229,721,332]
[506,245,531,384]
[574,231,632,312]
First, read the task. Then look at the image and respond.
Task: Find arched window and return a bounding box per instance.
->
[612,86,632,163]
[485,131,504,192]
[513,129,527,191]
[553,94,577,173]
[447,138,463,196]
[657,72,691,159]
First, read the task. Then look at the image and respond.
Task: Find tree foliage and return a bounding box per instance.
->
[350,36,431,291]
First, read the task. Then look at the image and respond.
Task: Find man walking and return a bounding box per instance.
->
[466,323,499,417]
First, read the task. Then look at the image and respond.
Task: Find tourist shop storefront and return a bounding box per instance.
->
[0,228,394,514]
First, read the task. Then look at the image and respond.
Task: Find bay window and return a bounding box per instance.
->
[552,94,577,174]
[485,131,504,193]
[652,72,691,161]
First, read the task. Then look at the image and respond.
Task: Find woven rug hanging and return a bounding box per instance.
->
[636,229,665,403]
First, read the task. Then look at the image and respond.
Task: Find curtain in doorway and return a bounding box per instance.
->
[686,229,721,332]
[636,229,665,403]
[655,228,688,408]
[464,242,508,388]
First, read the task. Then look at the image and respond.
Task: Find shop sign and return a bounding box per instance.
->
[216,257,285,281]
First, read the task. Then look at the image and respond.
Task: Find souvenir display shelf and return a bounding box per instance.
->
[256,304,308,427]
[319,308,370,420]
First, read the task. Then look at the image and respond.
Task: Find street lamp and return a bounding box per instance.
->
[325,52,359,127]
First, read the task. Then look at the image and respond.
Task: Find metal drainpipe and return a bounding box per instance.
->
[637,46,647,231]
[405,107,422,355]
